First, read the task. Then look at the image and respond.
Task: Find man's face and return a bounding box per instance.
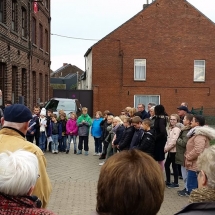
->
[132,122,141,129]
[34,108,40,115]
[177,109,186,117]
[147,105,152,111]
[137,105,144,112]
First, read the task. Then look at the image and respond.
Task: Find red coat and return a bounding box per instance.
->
[0,193,56,215]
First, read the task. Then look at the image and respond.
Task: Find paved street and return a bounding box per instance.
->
[46,136,188,215]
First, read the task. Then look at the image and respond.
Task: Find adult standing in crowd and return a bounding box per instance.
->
[0,150,56,214]
[185,115,215,195]
[154,105,168,170]
[148,102,156,117]
[175,145,215,214]
[33,105,41,146]
[137,104,150,120]
[149,106,156,129]
[0,104,52,208]
[177,106,188,123]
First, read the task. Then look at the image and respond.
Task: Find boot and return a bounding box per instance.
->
[74,150,77,154]
[85,151,89,156]
[66,150,69,154]
[76,150,82,155]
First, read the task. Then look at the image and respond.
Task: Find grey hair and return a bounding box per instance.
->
[0,150,38,196]
[197,145,215,189]
[150,106,155,111]
[3,121,27,130]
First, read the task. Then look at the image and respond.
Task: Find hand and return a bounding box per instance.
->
[31,131,34,135]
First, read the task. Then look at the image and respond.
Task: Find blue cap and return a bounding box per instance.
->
[4,104,32,123]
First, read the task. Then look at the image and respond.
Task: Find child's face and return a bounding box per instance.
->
[70,114,75,119]
[142,122,149,131]
[132,122,141,129]
[40,115,45,118]
[170,116,178,126]
[60,116,65,120]
[34,108,40,115]
[95,113,100,119]
[47,111,52,116]
[107,117,113,124]
[113,120,118,127]
[82,110,87,115]
[183,116,190,126]
[51,117,56,122]
[123,120,129,127]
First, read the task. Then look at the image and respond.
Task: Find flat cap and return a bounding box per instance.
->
[177,106,188,112]
[4,104,32,123]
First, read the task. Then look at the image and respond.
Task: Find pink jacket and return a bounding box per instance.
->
[66,119,78,136]
[164,126,181,153]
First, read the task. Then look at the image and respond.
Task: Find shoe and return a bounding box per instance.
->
[166,181,172,186]
[93,153,97,156]
[96,153,101,156]
[76,150,82,155]
[52,150,55,154]
[99,154,106,159]
[167,183,179,188]
[66,150,69,154]
[74,150,77,154]
[99,161,105,166]
[179,176,183,180]
[185,191,190,196]
[177,188,186,196]
[85,151,89,156]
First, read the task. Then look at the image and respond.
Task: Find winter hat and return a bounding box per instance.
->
[4,104,32,123]
[40,108,46,116]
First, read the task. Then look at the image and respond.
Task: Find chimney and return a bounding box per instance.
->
[63,63,68,66]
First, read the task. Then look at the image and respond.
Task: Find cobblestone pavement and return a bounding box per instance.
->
[46,136,188,215]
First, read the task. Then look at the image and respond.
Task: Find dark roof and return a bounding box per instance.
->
[52,64,71,75]
[84,0,215,57]
[51,64,84,76]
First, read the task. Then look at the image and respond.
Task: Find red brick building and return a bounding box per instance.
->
[84,0,215,115]
[0,0,51,108]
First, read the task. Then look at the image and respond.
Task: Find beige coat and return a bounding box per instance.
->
[185,126,215,171]
[164,126,181,153]
[0,128,52,208]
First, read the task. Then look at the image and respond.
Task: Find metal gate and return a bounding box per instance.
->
[52,89,93,117]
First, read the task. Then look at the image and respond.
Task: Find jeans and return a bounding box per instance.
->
[187,170,198,194]
[52,134,59,152]
[67,135,77,151]
[59,136,67,151]
[39,132,46,151]
[165,152,178,184]
[94,137,102,153]
[181,166,188,190]
[78,136,89,151]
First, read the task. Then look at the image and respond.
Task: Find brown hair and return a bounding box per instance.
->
[131,116,142,124]
[97,150,165,215]
[96,111,103,117]
[70,112,77,119]
[51,114,57,119]
[142,118,151,127]
[47,109,53,113]
[103,110,110,116]
[34,105,40,109]
[119,114,126,122]
[129,107,137,117]
[123,117,132,125]
[184,113,193,123]
[170,114,180,123]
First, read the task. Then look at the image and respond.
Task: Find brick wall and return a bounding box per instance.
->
[90,0,215,116]
[0,0,51,109]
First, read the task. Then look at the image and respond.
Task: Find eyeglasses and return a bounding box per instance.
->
[170,119,176,121]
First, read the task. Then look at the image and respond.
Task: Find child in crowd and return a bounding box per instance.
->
[26,118,36,143]
[59,113,67,152]
[66,112,78,154]
[91,111,103,156]
[39,108,47,152]
[51,114,62,154]
[77,107,92,156]
[32,105,40,146]
[46,109,53,152]
[137,118,155,158]
[129,116,144,149]
[118,117,135,151]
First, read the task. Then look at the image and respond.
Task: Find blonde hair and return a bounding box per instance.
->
[113,116,123,125]
[96,111,103,117]
[119,115,126,122]
[82,107,88,111]
[129,107,137,117]
[70,112,77,119]
[197,145,215,189]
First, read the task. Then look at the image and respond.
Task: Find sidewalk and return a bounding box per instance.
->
[46,136,188,215]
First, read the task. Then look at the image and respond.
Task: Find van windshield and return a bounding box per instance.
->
[45,99,76,111]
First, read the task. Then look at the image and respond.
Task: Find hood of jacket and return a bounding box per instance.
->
[195,126,215,140]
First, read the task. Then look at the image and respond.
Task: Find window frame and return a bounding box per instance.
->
[134,59,146,81]
[21,7,27,38]
[0,0,4,23]
[11,0,17,32]
[134,95,160,109]
[32,17,36,44]
[39,23,43,49]
[194,60,205,82]
[45,29,48,52]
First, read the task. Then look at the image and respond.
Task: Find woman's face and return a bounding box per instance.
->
[113,119,119,127]
[170,116,177,126]
[71,114,75,119]
[183,116,191,126]
[191,117,199,128]
[149,109,155,117]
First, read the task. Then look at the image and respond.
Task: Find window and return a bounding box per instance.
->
[21,7,27,38]
[39,73,43,102]
[194,60,205,82]
[0,0,6,23]
[12,66,18,103]
[32,17,36,44]
[39,23,43,48]
[45,74,48,101]
[32,71,36,105]
[134,95,160,109]
[22,69,27,105]
[45,29,48,52]
[134,59,146,81]
[12,0,18,31]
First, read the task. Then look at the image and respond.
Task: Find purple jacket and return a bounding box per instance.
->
[66,119,78,136]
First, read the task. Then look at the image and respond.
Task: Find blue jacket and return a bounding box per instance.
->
[91,118,103,138]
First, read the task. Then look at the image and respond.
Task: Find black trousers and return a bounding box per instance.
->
[165,152,178,184]
[102,141,109,155]
[26,136,34,143]
[78,136,89,151]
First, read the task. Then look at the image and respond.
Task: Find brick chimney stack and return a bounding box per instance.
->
[63,63,68,66]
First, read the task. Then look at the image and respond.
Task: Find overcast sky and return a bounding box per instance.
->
[50,0,215,71]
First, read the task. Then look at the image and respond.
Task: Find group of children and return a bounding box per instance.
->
[26,106,93,155]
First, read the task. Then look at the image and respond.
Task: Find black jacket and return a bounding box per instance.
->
[175,202,215,215]
[141,110,150,120]
[137,129,155,157]
[113,125,125,145]
[118,126,135,150]
[100,119,109,141]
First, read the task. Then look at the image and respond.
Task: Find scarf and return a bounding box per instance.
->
[187,126,201,138]
[189,187,215,203]
[112,124,120,134]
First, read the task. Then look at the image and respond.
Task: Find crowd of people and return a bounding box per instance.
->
[0,102,215,214]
